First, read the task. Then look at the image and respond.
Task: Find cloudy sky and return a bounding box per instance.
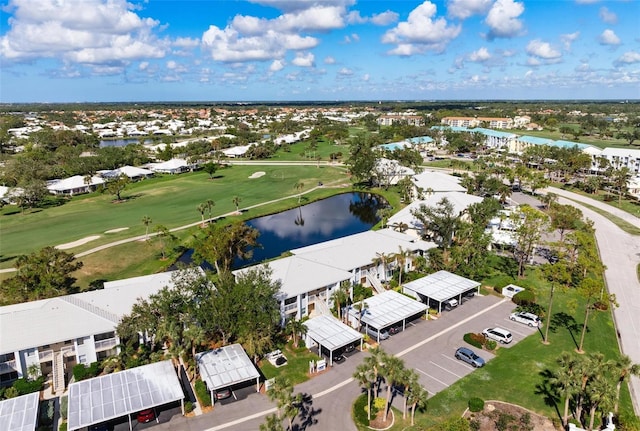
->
[1,0,639,103]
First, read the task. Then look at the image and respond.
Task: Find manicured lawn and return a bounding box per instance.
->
[259,343,322,386]
[516,128,631,149]
[0,164,350,267]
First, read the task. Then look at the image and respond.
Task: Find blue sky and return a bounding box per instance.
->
[1,0,639,103]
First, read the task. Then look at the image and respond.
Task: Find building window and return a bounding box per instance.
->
[0,353,15,362]
[77,338,84,346]
[78,355,87,365]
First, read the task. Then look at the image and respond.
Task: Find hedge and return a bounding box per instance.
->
[512,289,536,306]
[468,397,484,412]
[12,377,45,396]
[463,333,484,349]
[194,379,211,407]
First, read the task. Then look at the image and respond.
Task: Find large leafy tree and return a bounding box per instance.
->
[346,133,377,185]
[511,205,549,277]
[548,203,582,242]
[194,221,260,274]
[1,246,83,304]
[411,197,460,264]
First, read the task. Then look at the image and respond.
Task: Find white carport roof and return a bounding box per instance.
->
[402,270,480,302]
[0,392,39,431]
[67,360,183,431]
[233,257,352,299]
[196,344,260,392]
[388,192,484,231]
[304,315,363,352]
[412,170,466,193]
[349,290,427,330]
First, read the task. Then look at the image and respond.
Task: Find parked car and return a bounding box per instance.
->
[214,388,232,400]
[344,343,356,354]
[444,298,458,309]
[482,327,513,344]
[333,353,346,364]
[137,409,156,423]
[454,347,485,368]
[387,325,402,335]
[89,423,111,431]
[510,311,541,327]
[365,326,389,340]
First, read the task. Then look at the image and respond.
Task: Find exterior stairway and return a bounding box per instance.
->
[52,351,65,394]
[366,274,386,294]
[313,298,332,317]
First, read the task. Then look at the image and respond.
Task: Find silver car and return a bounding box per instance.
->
[510,311,541,327]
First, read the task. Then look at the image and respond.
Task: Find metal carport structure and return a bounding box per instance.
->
[196,344,260,405]
[67,360,184,431]
[402,270,481,313]
[304,315,363,366]
[348,290,427,342]
[0,392,39,431]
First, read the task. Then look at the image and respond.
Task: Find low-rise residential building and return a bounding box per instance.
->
[47,175,105,196]
[377,115,425,127]
[598,148,640,175]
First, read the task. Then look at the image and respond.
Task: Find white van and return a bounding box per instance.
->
[482,327,513,344]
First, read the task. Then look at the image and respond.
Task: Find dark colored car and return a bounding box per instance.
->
[344,344,356,354]
[137,409,156,423]
[89,423,111,431]
[454,347,485,368]
[388,325,402,335]
[333,353,346,364]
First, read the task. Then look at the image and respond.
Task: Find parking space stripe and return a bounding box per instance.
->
[429,361,463,378]
[415,368,450,389]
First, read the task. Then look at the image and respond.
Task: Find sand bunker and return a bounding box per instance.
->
[56,235,101,250]
[104,227,129,234]
[249,171,266,179]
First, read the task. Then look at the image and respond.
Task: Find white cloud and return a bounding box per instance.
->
[324,56,336,64]
[468,47,491,62]
[382,1,461,55]
[138,61,149,71]
[371,11,399,26]
[615,51,640,65]
[599,7,617,24]
[173,37,199,48]
[485,0,525,40]
[0,0,166,66]
[346,11,366,24]
[446,0,492,20]
[526,39,561,60]
[292,52,315,67]
[269,59,285,71]
[560,31,580,51]
[575,0,600,4]
[167,60,177,69]
[363,73,370,81]
[599,29,621,46]
[248,0,355,14]
[338,67,353,76]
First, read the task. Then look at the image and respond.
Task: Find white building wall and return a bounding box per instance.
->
[74,336,98,365]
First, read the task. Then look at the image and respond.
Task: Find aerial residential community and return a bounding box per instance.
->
[1,1,640,431]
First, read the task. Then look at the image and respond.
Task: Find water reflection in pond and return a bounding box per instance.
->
[179,192,386,270]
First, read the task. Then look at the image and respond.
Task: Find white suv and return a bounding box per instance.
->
[482,327,513,344]
[510,311,541,327]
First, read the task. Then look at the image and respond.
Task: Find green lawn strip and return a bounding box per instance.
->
[0,165,349,266]
[515,129,630,149]
[258,343,320,386]
[405,272,630,429]
[562,197,640,236]
[556,185,640,220]
[268,138,351,162]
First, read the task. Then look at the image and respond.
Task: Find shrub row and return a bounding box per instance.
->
[463,333,484,349]
[194,379,212,407]
[72,362,101,382]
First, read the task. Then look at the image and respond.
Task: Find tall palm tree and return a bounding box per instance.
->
[330,281,350,321]
[575,353,607,425]
[141,215,152,240]
[363,347,386,398]
[550,352,579,427]
[372,252,391,282]
[407,379,428,426]
[354,363,376,421]
[205,199,215,220]
[232,195,242,213]
[585,374,616,431]
[399,368,419,420]
[612,167,631,206]
[394,246,411,286]
[260,414,284,431]
[293,181,304,203]
[353,294,369,332]
[267,377,293,420]
[382,355,405,420]
[613,355,640,413]
[197,203,206,226]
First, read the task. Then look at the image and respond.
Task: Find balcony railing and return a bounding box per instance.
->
[94,338,118,351]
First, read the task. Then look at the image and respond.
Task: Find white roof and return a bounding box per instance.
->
[348,290,427,330]
[67,360,183,431]
[412,170,466,193]
[103,165,154,178]
[222,145,253,156]
[402,270,480,302]
[388,192,484,231]
[233,257,352,299]
[47,175,104,192]
[291,229,435,272]
[0,392,39,431]
[601,147,640,158]
[149,158,188,171]
[304,315,362,351]
[0,270,199,354]
[196,344,260,391]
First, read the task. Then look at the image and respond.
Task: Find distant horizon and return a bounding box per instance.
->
[2,0,639,103]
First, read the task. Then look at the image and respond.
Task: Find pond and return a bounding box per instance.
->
[99,138,152,147]
[176,192,386,270]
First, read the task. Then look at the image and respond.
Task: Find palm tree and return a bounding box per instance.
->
[382,355,405,420]
[205,199,215,220]
[613,355,640,413]
[363,347,386,397]
[353,294,369,332]
[285,318,307,348]
[260,414,284,431]
[585,374,616,431]
[550,352,579,427]
[197,203,206,226]
[394,246,411,286]
[293,181,304,204]
[399,368,419,420]
[407,379,428,426]
[330,281,350,321]
[267,377,293,420]
[372,252,391,283]
[232,195,242,213]
[354,363,376,421]
[611,167,631,206]
[141,215,152,240]
[575,353,607,424]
